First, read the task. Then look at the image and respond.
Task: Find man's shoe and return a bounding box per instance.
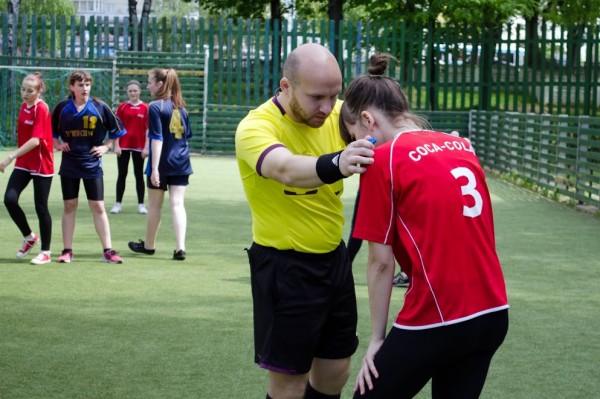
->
[30,251,51,265]
[137,204,148,214]
[57,249,73,263]
[173,250,186,261]
[110,203,122,214]
[16,233,39,259]
[103,249,123,264]
[128,240,155,255]
[393,271,410,287]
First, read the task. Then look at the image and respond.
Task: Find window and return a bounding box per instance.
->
[73,1,103,14]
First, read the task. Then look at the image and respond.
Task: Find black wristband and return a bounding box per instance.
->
[316,150,346,184]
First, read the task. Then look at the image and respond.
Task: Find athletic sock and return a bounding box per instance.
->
[304,383,340,399]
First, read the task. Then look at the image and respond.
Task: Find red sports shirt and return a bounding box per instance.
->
[354,130,509,330]
[15,101,54,176]
[116,101,148,151]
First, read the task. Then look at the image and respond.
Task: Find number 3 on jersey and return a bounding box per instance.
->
[451,167,483,218]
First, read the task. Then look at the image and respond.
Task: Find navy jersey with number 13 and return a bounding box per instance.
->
[52,98,126,179]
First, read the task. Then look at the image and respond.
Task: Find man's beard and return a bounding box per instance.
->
[289,95,326,128]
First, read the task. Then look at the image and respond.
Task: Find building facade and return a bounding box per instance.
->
[72,0,145,19]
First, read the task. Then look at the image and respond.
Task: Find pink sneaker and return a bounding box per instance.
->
[16,233,39,259]
[30,251,51,265]
[103,249,123,264]
[57,250,73,263]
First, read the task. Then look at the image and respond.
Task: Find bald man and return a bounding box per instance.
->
[236,43,376,399]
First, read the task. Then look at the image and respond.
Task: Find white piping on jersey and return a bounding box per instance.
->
[386,131,446,325]
[14,166,53,177]
[393,305,510,330]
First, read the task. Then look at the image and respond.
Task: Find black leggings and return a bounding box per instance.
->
[116,150,145,203]
[354,310,509,399]
[4,169,53,251]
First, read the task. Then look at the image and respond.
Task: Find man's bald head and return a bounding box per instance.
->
[283,43,341,87]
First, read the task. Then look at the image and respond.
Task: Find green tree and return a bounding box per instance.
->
[182,0,268,18]
[518,1,545,69]
[152,0,199,20]
[543,0,600,68]
[544,0,600,26]
[127,0,153,50]
[442,0,527,110]
[1,0,74,16]
[2,0,73,56]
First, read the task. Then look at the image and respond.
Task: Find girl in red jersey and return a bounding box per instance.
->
[0,73,54,264]
[111,80,149,215]
[340,54,509,399]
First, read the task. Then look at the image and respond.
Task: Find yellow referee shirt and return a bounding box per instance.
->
[236,99,346,253]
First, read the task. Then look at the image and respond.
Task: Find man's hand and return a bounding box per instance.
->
[339,137,376,176]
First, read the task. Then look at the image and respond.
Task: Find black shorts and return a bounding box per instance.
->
[146,174,189,191]
[353,310,509,399]
[247,242,359,375]
[61,176,104,201]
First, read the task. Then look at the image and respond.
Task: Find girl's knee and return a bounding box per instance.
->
[4,196,17,208]
[88,202,106,214]
[34,203,50,214]
[63,201,79,213]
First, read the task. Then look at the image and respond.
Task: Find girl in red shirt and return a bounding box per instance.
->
[0,73,54,264]
[111,80,149,215]
[341,54,509,399]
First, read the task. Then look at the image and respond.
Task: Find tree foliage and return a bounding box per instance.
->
[543,0,600,26]
[183,0,340,20]
[441,0,527,26]
[183,0,268,18]
[151,0,199,20]
[1,0,74,16]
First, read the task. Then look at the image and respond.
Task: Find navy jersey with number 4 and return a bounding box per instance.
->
[52,98,126,179]
[146,98,193,177]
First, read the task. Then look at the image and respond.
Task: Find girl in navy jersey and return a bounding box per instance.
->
[128,68,192,261]
[0,73,54,265]
[341,54,509,399]
[111,80,149,215]
[52,70,126,264]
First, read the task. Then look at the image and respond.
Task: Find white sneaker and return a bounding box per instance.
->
[31,251,51,265]
[110,203,122,214]
[137,204,148,214]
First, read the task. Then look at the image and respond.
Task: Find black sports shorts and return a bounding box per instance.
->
[247,241,359,375]
[146,174,189,191]
[61,176,104,201]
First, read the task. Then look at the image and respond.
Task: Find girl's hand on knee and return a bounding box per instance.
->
[354,339,384,395]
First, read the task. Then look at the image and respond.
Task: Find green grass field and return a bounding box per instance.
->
[0,153,598,398]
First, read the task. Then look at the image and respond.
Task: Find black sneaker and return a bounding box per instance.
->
[173,249,186,260]
[393,271,410,287]
[128,240,155,255]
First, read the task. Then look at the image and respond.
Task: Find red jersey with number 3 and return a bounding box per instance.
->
[15,101,54,176]
[353,130,509,330]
